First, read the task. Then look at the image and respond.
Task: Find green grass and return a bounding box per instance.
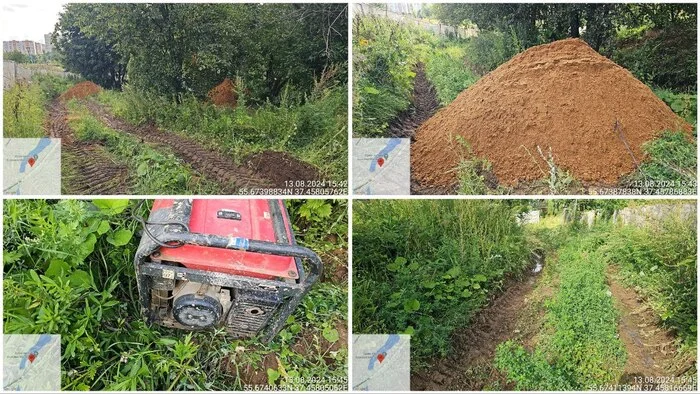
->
[625,131,697,193]
[3,82,46,137]
[495,233,627,390]
[65,101,223,195]
[424,46,478,105]
[352,200,529,365]
[496,208,697,389]
[3,199,348,390]
[353,15,478,137]
[3,74,75,138]
[600,215,697,346]
[96,84,347,182]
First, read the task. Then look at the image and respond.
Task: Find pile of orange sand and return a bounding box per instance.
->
[411,38,692,188]
[208,78,238,108]
[59,81,103,101]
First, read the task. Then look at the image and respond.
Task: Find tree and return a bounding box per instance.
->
[53,4,126,89]
[52,3,347,103]
[3,51,31,63]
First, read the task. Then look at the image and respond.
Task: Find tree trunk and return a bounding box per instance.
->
[570,10,580,38]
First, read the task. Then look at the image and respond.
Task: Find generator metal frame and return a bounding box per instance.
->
[134,199,322,343]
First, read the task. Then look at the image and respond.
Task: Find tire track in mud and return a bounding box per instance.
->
[411,268,542,391]
[84,101,324,194]
[384,63,450,195]
[46,100,131,194]
[386,63,440,139]
[607,267,692,388]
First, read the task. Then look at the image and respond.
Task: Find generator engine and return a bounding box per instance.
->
[134,199,322,342]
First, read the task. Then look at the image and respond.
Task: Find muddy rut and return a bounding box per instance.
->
[411,269,541,391]
[412,256,689,391]
[84,101,269,193]
[386,63,440,139]
[46,100,131,194]
[83,101,323,194]
[608,267,692,388]
[383,64,450,195]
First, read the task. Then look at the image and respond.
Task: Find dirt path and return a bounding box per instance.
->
[411,266,542,391]
[46,100,131,194]
[84,101,323,194]
[385,63,453,195]
[607,267,688,388]
[386,63,440,139]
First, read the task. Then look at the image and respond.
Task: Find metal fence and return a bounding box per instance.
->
[353,3,478,39]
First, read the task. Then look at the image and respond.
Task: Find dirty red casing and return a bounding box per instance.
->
[151,199,298,280]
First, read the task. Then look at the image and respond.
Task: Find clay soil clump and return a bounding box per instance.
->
[411,38,692,189]
[59,81,103,101]
[208,78,238,108]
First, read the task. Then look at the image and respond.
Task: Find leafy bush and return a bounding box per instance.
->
[424,46,477,105]
[612,27,696,92]
[463,30,519,76]
[600,214,697,345]
[3,199,348,390]
[353,200,528,364]
[655,89,697,126]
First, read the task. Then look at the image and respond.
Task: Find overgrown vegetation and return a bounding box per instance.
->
[601,216,697,346]
[3,74,74,138]
[495,202,697,390]
[45,3,348,180]
[354,199,697,389]
[352,200,529,364]
[353,14,476,136]
[3,199,347,390]
[64,101,223,194]
[95,84,347,181]
[495,234,627,390]
[434,3,697,92]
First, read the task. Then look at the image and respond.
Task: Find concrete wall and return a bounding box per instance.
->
[613,203,696,228]
[3,61,74,89]
[517,210,540,225]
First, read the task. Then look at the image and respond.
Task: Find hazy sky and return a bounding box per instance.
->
[2,3,66,43]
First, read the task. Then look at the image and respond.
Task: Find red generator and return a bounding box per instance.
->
[134,199,322,342]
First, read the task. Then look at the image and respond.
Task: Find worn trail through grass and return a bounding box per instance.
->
[48,98,326,194]
[411,233,692,391]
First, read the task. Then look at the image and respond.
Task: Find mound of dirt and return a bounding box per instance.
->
[59,81,102,101]
[244,151,321,187]
[411,38,692,188]
[208,78,238,108]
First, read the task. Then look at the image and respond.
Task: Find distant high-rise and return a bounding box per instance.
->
[44,33,53,53]
[3,39,45,55]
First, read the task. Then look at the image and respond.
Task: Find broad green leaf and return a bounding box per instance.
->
[92,199,130,215]
[322,327,340,343]
[97,220,111,235]
[404,299,420,312]
[136,162,149,176]
[68,269,92,287]
[267,368,281,385]
[46,259,70,278]
[108,229,133,246]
